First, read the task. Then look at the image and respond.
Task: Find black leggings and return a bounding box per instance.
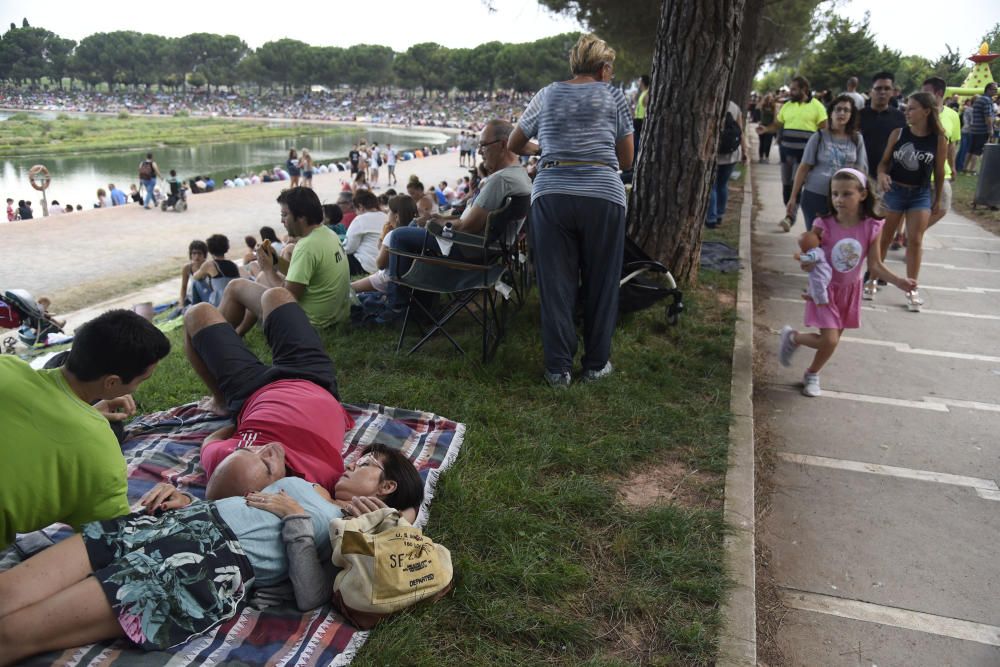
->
[759,132,775,160]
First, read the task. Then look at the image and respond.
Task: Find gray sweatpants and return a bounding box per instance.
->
[531,193,625,374]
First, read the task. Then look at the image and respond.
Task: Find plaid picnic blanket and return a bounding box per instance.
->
[3,401,465,666]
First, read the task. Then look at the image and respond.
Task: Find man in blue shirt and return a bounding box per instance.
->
[108,183,128,206]
[965,82,997,175]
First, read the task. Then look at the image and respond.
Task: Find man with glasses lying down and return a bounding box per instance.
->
[142,286,355,509]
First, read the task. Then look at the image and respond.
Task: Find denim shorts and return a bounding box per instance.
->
[881,182,931,213]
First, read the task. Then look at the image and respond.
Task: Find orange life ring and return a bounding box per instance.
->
[28,165,51,191]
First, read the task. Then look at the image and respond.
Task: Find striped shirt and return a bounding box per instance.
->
[517,81,633,208]
[969,95,995,135]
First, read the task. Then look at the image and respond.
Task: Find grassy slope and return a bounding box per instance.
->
[133,186,743,666]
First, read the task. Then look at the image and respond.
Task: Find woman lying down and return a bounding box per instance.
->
[0,444,423,665]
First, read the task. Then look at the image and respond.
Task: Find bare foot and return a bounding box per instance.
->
[197,395,231,417]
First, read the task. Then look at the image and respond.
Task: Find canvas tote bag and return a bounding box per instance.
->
[330,507,453,629]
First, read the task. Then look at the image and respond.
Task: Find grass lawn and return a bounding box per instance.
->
[0,113,348,158]
[951,170,1000,233]
[131,187,742,665]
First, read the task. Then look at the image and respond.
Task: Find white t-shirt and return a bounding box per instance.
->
[343,210,386,274]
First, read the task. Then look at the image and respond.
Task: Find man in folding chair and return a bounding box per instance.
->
[170,286,354,505]
[376,118,532,324]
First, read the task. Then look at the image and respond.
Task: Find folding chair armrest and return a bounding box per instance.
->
[426,220,488,249]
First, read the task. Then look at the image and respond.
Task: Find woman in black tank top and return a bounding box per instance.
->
[874,92,946,312]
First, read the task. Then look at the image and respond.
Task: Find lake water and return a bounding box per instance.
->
[0,114,450,213]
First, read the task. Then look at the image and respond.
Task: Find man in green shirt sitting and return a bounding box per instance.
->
[220,187,350,336]
[0,310,170,547]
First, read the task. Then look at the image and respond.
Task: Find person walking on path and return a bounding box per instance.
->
[785,94,867,232]
[707,100,748,228]
[778,168,916,397]
[758,93,777,162]
[508,33,633,388]
[633,74,650,156]
[859,73,906,185]
[871,92,946,311]
[922,77,961,230]
[963,82,997,175]
[757,75,828,228]
[138,153,160,210]
[957,98,974,173]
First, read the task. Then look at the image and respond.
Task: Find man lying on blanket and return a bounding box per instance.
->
[153,286,353,507]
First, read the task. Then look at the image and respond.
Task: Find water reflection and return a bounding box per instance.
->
[1,116,449,212]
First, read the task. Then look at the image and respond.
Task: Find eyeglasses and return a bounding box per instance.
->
[354,453,385,472]
[872,86,893,92]
[477,138,503,152]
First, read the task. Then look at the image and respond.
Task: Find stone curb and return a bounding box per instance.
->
[717,160,756,665]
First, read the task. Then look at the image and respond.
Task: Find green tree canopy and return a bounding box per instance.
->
[798,14,900,94]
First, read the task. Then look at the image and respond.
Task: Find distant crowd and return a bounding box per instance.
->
[0,87,530,130]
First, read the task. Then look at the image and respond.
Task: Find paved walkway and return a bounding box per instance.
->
[1,151,473,316]
[753,162,1000,665]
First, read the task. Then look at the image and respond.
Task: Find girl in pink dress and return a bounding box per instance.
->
[777,168,916,397]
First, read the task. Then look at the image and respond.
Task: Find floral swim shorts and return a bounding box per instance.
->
[83,502,254,650]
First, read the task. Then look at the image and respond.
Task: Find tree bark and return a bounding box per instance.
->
[627,0,748,284]
[730,0,765,110]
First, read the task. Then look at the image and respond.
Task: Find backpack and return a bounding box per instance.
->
[138,160,154,180]
[718,110,742,155]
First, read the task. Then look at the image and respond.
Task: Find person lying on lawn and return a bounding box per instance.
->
[183,286,353,499]
[0,444,423,664]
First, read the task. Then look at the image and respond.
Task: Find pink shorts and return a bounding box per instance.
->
[804,281,861,330]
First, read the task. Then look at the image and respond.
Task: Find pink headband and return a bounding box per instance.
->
[834,167,867,188]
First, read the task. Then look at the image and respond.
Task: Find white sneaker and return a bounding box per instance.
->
[802,372,821,397]
[778,326,798,367]
[778,216,792,232]
[906,290,923,312]
[863,280,877,301]
[581,361,613,383]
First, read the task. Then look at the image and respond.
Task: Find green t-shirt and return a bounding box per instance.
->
[938,105,961,180]
[777,97,828,132]
[285,225,350,328]
[0,357,129,546]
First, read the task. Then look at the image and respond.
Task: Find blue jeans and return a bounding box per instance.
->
[956,132,971,172]
[707,162,737,224]
[386,226,433,310]
[799,190,829,232]
[882,182,931,213]
[142,178,156,207]
[190,278,213,305]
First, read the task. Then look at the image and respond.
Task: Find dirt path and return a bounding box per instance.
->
[2,152,474,313]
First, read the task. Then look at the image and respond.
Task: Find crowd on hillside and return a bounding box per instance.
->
[0,87,530,129]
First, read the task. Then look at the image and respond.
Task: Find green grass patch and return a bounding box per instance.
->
[952,170,1000,232]
[0,114,348,158]
[130,192,741,663]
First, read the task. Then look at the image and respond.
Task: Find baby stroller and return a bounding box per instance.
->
[0,289,66,352]
[619,237,684,325]
[161,180,188,212]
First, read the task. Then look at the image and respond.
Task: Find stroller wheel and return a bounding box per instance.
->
[176,200,187,212]
[161,201,168,211]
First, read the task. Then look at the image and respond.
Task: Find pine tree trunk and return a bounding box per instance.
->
[627,0,747,283]
[730,0,765,110]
